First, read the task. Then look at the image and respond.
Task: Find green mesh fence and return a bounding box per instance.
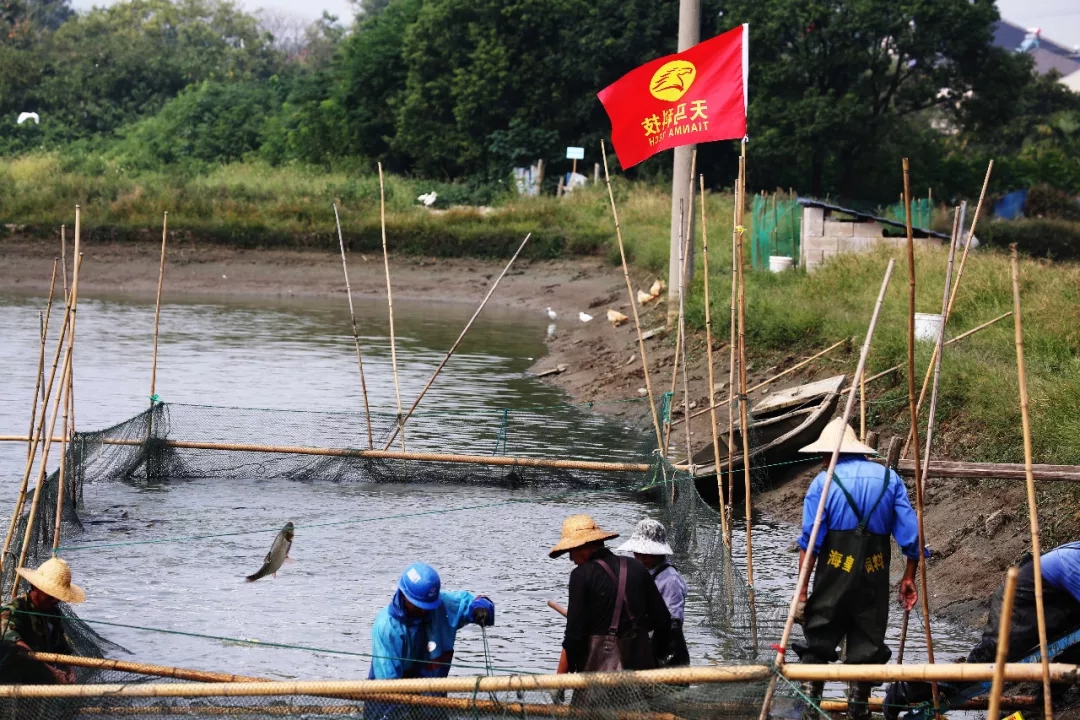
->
[750,194,801,270]
[0,399,826,719]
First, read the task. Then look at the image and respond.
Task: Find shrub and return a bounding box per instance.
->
[982,219,1080,260]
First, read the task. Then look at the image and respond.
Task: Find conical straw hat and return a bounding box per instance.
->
[16,557,86,604]
[549,514,619,559]
[798,417,877,456]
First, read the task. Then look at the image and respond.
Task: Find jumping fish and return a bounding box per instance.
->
[245,521,294,582]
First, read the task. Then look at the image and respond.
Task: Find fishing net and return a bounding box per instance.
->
[1,398,815,720]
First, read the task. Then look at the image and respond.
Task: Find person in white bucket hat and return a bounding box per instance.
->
[791,418,921,720]
[1,557,84,685]
[617,519,690,667]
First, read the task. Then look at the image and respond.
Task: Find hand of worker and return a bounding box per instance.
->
[899,577,918,612]
[470,596,495,626]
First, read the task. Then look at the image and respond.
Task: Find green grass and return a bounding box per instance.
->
[3,152,1078,476]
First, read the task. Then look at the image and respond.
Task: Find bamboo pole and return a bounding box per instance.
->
[902,163,992,458]
[663,318,682,453]
[72,703,675,720]
[700,174,729,540]
[333,204,375,450]
[25,260,58,465]
[756,258,896,720]
[547,600,568,617]
[598,142,662,452]
[918,208,961,489]
[820,695,1036,713]
[674,338,847,427]
[734,143,754,590]
[53,354,70,552]
[0,663,1075,700]
[29,653,263,684]
[987,566,1020,720]
[67,211,81,442]
[378,163,406,455]
[859,371,867,441]
[902,158,941,716]
[381,233,531,451]
[676,198,694,472]
[149,212,168,406]
[863,311,1013,386]
[725,181,738,542]
[1011,244,1053,719]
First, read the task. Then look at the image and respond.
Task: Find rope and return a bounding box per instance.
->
[10,608,535,676]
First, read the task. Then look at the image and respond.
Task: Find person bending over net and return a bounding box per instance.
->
[0,558,84,685]
[617,519,689,668]
[366,562,494,720]
[550,514,671,706]
[885,541,1080,719]
[791,420,922,720]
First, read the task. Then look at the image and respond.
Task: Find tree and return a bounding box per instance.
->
[719,0,1022,198]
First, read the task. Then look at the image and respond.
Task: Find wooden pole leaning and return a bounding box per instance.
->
[333,204,375,450]
[677,200,694,472]
[149,212,168,407]
[902,158,941,715]
[382,234,531,451]
[700,173,729,540]
[735,143,754,589]
[903,162,992,457]
[1011,244,1053,719]
[918,208,961,487]
[987,566,1020,720]
[725,181,739,541]
[756,258,896,720]
[600,139,663,451]
[25,260,58,465]
[378,163,407,454]
[67,210,82,441]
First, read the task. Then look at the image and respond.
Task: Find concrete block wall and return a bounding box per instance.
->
[800,206,941,272]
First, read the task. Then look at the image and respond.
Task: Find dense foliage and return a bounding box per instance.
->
[1,0,1078,203]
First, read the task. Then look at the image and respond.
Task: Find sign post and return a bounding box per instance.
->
[566,147,585,193]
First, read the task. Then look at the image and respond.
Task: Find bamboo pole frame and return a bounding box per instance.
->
[734,143,754,589]
[902,158,941,715]
[902,163,992,458]
[378,163,406,455]
[700,173,729,540]
[673,338,846,428]
[599,141,663,451]
[676,198,694,471]
[149,212,168,406]
[66,212,81,442]
[987,566,1020,720]
[756,258,896,720]
[725,179,738,541]
[0,662,1074,699]
[1011,244,1053,718]
[333,203,375,450]
[25,261,58,466]
[381,233,531,451]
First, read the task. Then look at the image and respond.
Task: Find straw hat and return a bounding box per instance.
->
[549,514,619,559]
[617,519,674,557]
[799,417,877,456]
[17,557,85,604]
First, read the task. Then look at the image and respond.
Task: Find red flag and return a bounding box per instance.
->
[598,25,748,169]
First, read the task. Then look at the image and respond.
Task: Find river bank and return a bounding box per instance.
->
[0,236,1068,634]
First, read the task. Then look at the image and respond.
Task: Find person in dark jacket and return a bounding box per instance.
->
[550,513,670,704]
[617,518,690,667]
[885,541,1080,719]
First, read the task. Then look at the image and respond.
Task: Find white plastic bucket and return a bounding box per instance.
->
[914,312,943,343]
[768,256,794,273]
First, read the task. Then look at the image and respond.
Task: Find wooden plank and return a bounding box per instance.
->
[753,374,845,414]
[894,459,1080,482]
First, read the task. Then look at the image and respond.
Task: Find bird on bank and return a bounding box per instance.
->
[578,312,593,323]
[16,112,39,125]
[417,192,438,207]
[245,521,294,582]
[546,307,557,321]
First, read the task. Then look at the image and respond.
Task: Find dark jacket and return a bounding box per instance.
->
[562,548,671,672]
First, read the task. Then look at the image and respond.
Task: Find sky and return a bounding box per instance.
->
[66,0,1080,51]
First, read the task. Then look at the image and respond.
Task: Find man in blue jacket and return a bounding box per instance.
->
[368,562,495,684]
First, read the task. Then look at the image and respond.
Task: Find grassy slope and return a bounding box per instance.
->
[4,155,1078,478]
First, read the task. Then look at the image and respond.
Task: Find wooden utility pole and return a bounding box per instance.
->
[667,0,700,324]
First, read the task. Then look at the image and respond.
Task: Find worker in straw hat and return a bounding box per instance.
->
[550,514,671,694]
[616,518,689,667]
[0,557,85,685]
[791,418,921,720]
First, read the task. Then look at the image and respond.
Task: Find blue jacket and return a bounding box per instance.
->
[1040,541,1080,604]
[798,456,921,560]
[368,590,476,680]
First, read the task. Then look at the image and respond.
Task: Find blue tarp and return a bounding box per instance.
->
[994,189,1028,220]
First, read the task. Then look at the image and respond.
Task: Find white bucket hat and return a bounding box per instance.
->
[17,557,85,604]
[617,519,674,557]
[799,417,877,455]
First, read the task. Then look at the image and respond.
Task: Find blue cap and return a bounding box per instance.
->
[398,563,441,611]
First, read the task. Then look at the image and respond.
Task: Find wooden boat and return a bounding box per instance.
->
[689,374,845,505]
